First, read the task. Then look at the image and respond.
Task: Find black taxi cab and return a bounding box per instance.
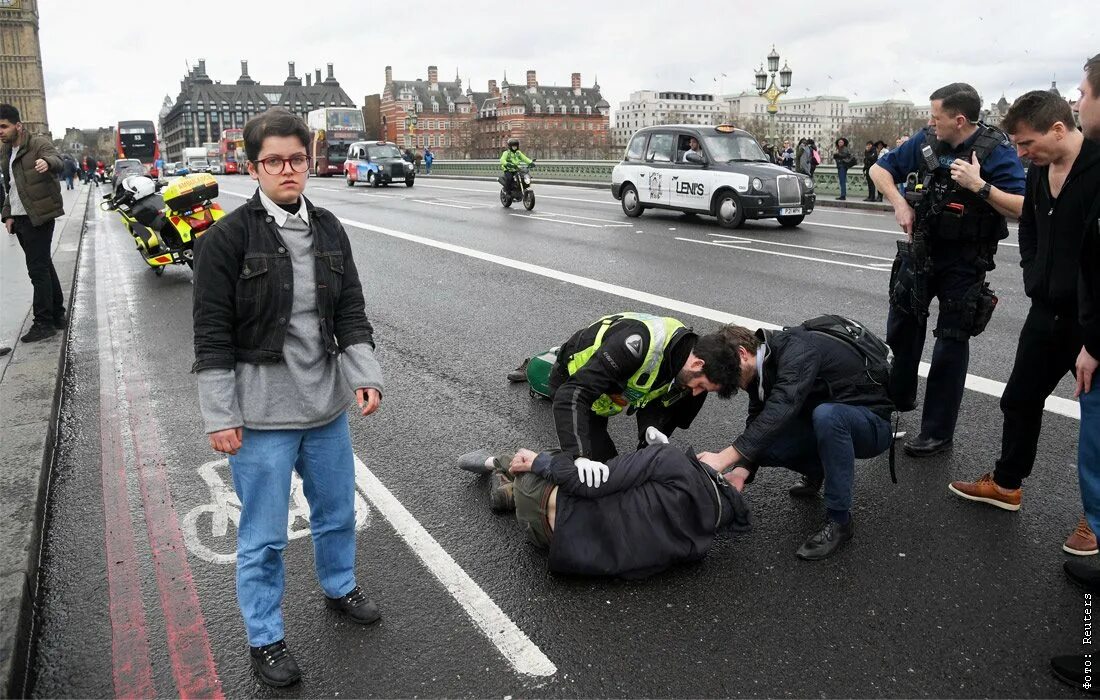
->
[610,125,815,228]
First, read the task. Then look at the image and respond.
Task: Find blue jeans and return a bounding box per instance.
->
[229,413,358,646]
[837,164,848,198]
[752,403,892,513]
[1078,388,1100,535]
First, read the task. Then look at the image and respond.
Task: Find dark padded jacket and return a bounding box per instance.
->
[192,190,375,372]
[531,444,751,579]
[1,131,64,226]
[732,326,893,469]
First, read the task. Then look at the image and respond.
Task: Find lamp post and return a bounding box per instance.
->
[754,46,793,144]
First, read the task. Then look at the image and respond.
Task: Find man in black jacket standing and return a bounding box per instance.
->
[457,440,751,579]
[948,91,1100,554]
[696,320,894,561]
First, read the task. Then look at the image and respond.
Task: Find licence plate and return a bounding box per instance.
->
[780,207,802,215]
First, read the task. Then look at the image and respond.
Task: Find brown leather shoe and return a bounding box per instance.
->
[947,473,1021,511]
[1063,516,1098,556]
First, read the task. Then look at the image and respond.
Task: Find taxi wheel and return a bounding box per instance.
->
[714,191,745,229]
[620,184,644,218]
[345,174,355,187]
[405,178,415,188]
[777,215,805,228]
[369,172,380,188]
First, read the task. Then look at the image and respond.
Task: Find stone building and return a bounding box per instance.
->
[0,0,49,136]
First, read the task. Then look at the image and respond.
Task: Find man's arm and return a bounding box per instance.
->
[34,136,63,174]
[949,152,1024,219]
[1017,167,1038,268]
[531,445,669,498]
[500,151,509,169]
[191,225,240,372]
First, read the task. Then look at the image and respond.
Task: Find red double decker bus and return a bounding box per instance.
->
[306,108,366,177]
[219,128,244,174]
[116,120,160,177]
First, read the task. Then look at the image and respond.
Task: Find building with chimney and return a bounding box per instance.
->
[0,0,50,136]
[379,65,474,157]
[160,59,355,162]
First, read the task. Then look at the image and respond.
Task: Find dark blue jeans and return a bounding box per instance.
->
[752,403,892,513]
[837,164,848,198]
[1079,388,1100,535]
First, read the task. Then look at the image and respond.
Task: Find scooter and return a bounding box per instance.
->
[498,162,536,211]
[101,173,225,275]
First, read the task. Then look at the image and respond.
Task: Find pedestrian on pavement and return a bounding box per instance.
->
[780,139,794,169]
[1,103,66,344]
[455,435,751,578]
[413,149,423,174]
[696,317,895,561]
[808,139,821,176]
[61,154,78,190]
[948,90,1100,554]
[506,313,741,476]
[192,108,385,688]
[83,154,96,183]
[869,83,1025,459]
[863,141,880,201]
[761,139,777,164]
[424,146,434,174]
[795,138,809,174]
[833,137,856,200]
[1050,53,1100,695]
[403,148,413,163]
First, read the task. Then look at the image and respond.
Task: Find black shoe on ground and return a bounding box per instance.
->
[0,347,10,357]
[20,323,56,343]
[1064,560,1100,593]
[903,434,953,458]
[789,474,824,498]
[863,197,875,202]
[325,585,381,625]
[1051,655,1100,694]
[457,448,496,474]
[796,519,853,561]
[836,196,846,200]
[489,471,516,512]
[507,358,530,383]
[249,639,301,687]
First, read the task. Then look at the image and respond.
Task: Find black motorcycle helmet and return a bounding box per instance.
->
[508,138,520,151]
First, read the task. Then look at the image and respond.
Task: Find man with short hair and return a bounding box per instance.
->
[869,83,1025,458]
[507,313,741,486]
[682,136,704,162]
[696,317,895,560]
[948,91,1100,551]
[1,103,66,343]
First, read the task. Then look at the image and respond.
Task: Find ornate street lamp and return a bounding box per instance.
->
[755,46,793,143]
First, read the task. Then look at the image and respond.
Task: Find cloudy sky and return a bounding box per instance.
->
[37,0,1097,133]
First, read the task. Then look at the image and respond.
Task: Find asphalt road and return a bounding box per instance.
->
[28,174,1088,698]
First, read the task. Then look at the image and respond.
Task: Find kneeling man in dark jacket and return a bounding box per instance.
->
[697,320,894,561]
[457,435,751,579]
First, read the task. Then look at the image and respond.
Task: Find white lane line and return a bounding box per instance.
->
[706,233,895,262]
[536,210,632,226]
[412,199,475,210]
[812,207,1019,233]
[803,220,1020,248]
[219,190,1080,421]
[510,214,603,228]
[353,457,556,678]
[681,237,890,272]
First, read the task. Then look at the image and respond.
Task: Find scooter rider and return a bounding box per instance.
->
[507,313,742,487]
[500,138,533,195]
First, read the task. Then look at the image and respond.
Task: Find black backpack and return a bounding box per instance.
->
[797,315,901,483]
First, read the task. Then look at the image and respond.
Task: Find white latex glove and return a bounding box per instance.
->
[645,427,670,445]
[574,457,609,488]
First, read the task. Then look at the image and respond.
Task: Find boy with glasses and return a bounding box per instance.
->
[192,108,384,687]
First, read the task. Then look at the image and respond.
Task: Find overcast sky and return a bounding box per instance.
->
[38,0,1097,133]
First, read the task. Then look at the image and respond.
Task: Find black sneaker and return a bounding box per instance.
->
[20,323,56,343]
[796,518,853,561]
[507,358,530,383]
[0,347,10,357]
[325,585,381,625]
[789,474,823,498]
[249,639,301,687]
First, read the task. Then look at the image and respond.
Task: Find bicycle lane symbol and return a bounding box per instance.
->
[182,458,372,564]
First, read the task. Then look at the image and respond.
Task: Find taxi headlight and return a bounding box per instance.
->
[803,177,814,190]
[751,177,763,191]
[405,162,414,170]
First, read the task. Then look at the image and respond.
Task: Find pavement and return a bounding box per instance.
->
[8,175,1092,698]
[0,180,92,698]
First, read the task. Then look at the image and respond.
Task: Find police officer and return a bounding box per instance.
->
[869,83,1025,458]
[503,313,741,487]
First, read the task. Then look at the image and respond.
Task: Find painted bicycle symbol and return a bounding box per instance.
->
[182,458,371,564]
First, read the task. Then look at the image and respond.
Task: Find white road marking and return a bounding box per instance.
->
[706,233,895,262]
[353,457,557,677]
[812,207,1019,234]
[510,214,603,228]
[680,237,890,272]
[218,190,1080,420]
[412,199,475,210]
[804,220,1020,248]
[535,210,632,226]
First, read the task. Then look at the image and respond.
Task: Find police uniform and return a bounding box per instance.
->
[547,313,705,462]
[879,125,1026,442]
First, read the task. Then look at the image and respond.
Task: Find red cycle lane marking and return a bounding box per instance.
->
[95,232,156,698]
[98,210,223,698]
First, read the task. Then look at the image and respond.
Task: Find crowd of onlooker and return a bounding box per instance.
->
[760,136,905,201]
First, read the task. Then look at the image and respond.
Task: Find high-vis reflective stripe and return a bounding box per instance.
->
[565,313,684,417]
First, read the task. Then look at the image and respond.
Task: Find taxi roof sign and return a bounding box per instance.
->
[714,124,737,133]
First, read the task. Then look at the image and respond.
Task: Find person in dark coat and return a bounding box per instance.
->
[862,141,879,201]
[832,137,856,200]
[456,436,751,579]
[60,155,78,190]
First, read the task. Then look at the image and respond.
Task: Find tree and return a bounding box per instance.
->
[842,104,926,153]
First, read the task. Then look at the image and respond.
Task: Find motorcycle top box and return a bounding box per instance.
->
[163,173,219,212]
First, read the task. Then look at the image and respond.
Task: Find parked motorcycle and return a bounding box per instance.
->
[498,162,536,211]
[101,173,225,276]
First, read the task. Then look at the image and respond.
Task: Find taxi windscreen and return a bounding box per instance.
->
[367,145,403,160]
[702,133,769,163]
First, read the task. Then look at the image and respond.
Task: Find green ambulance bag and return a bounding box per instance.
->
[525,347,560,399]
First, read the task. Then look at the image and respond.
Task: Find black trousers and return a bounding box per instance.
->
[887,253,984,440]
[864,168,877,200]
[13,216,64,326]
[992,304,1081,489]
